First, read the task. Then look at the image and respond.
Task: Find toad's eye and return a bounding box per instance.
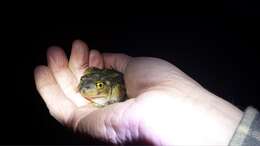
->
[96,82,104,89]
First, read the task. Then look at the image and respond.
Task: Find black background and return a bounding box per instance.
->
[1,1,260,144]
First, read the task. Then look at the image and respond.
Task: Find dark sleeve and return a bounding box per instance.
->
[229,106,260,146]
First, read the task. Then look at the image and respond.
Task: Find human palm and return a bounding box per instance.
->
[35,40,242,145]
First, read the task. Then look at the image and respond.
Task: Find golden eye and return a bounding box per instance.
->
[96,82,104,89]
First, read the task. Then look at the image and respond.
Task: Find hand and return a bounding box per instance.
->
[34,40,242,145]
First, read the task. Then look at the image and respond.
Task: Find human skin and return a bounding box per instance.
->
[34,40,243,145]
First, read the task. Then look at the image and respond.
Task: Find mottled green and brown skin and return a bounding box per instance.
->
[78,67,127,107]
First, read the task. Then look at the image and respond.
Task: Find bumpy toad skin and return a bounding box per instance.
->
[78,67,127,107]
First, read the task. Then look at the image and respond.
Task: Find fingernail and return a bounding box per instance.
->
[72,40,87,55]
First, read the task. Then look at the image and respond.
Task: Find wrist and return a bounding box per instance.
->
[194,91,243,145]
[134,89,243,145]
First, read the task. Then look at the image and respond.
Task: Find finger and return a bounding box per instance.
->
[89,49,104,69]
[47,47,89,107]
[69,40,89,81]
[34,65,76,124]
[102,53,131,73]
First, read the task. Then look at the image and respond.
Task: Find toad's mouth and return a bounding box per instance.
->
[79,88,108,99]
[84,95,109,107]
[82,94,108,105]
[85,94,107,100]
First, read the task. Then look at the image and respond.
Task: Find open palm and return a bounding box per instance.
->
[34,40,241,145]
